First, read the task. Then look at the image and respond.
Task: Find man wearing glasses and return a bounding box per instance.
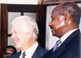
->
[3,45,17,58]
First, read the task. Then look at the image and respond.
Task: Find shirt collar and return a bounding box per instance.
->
[20,41,38,58]
[60,28,78,43]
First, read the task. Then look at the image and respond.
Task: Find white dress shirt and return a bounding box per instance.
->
[19,41,38,58]
[59,28,78,47]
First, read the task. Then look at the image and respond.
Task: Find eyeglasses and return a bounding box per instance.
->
[5,51,15,55]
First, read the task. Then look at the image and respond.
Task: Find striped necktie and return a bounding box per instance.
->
[53,40,62,51]
[22,52,26,58]
[51,40,62,56]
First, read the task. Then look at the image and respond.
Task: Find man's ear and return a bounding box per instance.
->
[64,13,71,24]
[26,31,33,39]
[27,31,34,38]
[30,31,33,35]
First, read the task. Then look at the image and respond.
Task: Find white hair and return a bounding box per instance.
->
[11,16,39,39]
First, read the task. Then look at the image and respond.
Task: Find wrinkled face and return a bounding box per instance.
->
[11,23,29,50]
[4,48,15,58]
[49,13,65,37]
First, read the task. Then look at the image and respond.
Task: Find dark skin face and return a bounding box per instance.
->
[49,12,66,38]
[48,3,76,38]
[49,2,79,38]
[49,8,77,38]
[3,48,15,58]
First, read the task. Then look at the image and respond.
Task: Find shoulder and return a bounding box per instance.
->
[41,49,53,58]
[37,45,48,53]
[32,45,48,58]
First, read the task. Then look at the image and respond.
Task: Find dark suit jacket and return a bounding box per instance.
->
[8,45,47,58]
[43,29,80,58]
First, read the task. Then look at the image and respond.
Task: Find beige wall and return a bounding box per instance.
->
[0,0,38,4]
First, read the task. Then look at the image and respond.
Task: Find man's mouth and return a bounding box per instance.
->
[14,41,18,43]
[50,25,53,29]
[14,40,19,44]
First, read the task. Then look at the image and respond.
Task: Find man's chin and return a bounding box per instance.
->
[52,34,57,37]
[52,33,55,36]
[15,45,19,49]
[15,45,22,50]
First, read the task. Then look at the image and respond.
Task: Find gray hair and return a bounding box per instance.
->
[11,16,39,39]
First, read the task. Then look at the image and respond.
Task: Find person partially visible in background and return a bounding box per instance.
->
[3,45,17,58]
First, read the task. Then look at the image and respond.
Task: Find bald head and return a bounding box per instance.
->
[52,2,81,27]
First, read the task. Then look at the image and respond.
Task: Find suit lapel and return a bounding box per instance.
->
[16,51,21,58]
[32,45,47,58]
[50,44,66,58]
[32,45,41,58]
[51,29,80,58]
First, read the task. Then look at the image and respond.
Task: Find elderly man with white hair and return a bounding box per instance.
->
[8,16,47,58]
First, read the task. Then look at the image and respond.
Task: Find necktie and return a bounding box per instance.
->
[22,52,26,58]
[51,40,62,56]
[53,40,62,51]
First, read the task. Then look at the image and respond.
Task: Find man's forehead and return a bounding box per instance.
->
[11,24,20,32]
[51,12,59,17]
[12,21,22,27]
[52,3,63,14]
[52,8,59,15]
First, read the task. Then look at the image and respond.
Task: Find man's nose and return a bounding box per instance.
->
[48,22,51,26]
[11,34,16,39]
[8,54,11,57]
